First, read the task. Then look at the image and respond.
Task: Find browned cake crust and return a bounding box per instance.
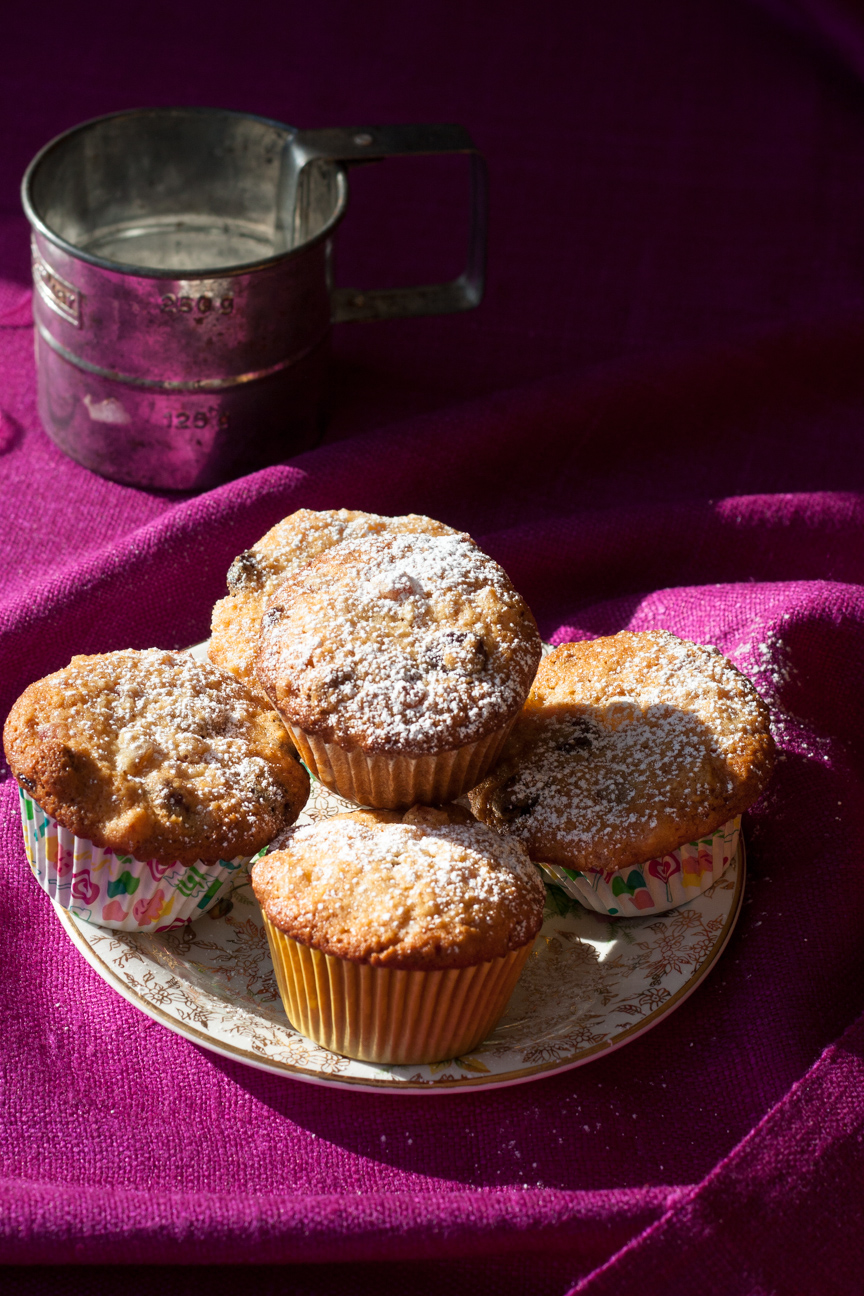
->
[209,508,463,698]
[4,649,310,866]
[251,806,545,969]
[469,630,775,874]
[255,531,542,757]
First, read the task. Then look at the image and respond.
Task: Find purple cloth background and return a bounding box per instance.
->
[3,1,864,1292]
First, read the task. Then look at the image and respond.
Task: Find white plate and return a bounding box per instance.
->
[56,769,745,1093]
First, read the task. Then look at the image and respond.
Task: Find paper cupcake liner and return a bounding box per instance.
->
[536,816,741,917]
[284,718,518,810]
[263,914,533,1064]
[18,787,258,933]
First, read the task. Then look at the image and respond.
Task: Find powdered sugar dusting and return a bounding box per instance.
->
[471,630,773,871]
[41,649,291,844]
[255,816,545,965]
[210,509,463,694]
[258,532,542,753]
[228,508,461,600]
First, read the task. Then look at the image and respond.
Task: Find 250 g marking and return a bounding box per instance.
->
[164,407,229,430]
[160,294,234,315]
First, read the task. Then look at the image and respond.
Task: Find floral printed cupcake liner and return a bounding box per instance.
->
[536,816,741,917]
[18,787,260,933]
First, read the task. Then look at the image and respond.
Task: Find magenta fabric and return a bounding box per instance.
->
[3,2,864,1293]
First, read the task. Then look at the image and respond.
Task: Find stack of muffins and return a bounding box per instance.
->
[3,506,775,1066]
[213,509,548,1064]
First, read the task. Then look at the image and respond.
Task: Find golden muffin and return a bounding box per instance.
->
[210,508,464,700]
[255,531,543,807]
[469,630,774,915]
[4,649,310,930]
[252,805,545,1063]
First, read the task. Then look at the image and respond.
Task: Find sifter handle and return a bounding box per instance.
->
[289,124,487,322]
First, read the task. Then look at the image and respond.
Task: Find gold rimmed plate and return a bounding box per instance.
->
[54,638,746,1092]
[56,783,745,1094]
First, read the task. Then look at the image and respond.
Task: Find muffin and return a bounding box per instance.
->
[251,805,546,1064]
[469,630,775,916]
[209,508,464,701]
[255,531,543,807]
[4,649,310,931]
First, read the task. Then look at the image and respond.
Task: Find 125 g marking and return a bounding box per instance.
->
[164,407,229,430]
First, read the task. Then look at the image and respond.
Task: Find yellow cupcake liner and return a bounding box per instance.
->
[537,816,741,917]
[262,914,533,1064]
[284,718,517,810]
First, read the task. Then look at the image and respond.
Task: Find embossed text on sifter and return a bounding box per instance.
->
[22,108,487,491]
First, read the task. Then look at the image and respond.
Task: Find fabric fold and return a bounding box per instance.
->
[568,1011,864,1295]
[0,1183,674,1265]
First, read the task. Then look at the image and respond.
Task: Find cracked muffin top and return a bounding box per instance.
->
[469,630,775,874]
[251,805,545,969]
[4,649,310,865]
[209,508,463,699]
[254,531,542,755]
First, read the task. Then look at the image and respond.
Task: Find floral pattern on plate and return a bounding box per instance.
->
[56,777,744,1093]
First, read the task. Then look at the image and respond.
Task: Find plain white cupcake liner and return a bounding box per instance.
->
[263,914,535,1064]
[284,718,518,810]
[17,786,259,932]
[536,816,741,916]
